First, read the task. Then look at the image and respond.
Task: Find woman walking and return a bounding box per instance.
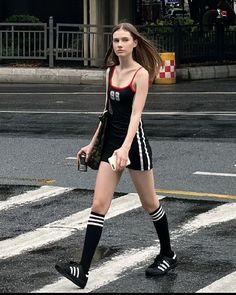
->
[55,22,177,289]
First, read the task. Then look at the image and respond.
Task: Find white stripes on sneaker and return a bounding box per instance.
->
[150,206,165,222]
[87,212,105,228]
[157,259,170,272]
[70,266,80,278]
[157,253,177,272]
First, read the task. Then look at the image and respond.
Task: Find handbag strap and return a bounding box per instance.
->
[103,66,114,112]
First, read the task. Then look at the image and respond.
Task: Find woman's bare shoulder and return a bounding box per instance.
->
[136,67,149,81]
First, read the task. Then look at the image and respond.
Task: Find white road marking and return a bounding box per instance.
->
[196,271,236,293]
[171,202,236,236]
[194,171,236,177]
[0,92,95,95]
[144,111,236,116]
[34,202,236,293]
[0,110,236,116]
[0,193,164,260]
[149,92,236,95]
[0,186,73,211]
[66,157,77,160]
[0,91,235,95]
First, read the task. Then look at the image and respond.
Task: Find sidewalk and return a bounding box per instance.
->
[0,64,235,85]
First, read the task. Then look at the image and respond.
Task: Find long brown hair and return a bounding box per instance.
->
[104,22,162,84]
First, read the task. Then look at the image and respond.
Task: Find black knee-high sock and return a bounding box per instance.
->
[79,211,105,273]
[149,205,174,258]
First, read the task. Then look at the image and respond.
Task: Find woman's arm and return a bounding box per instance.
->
[114,68,149,170]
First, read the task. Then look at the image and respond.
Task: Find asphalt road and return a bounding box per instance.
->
[0,79,236,140]
[0,79,235,293]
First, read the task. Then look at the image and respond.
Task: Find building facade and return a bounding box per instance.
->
[0,0,179,25]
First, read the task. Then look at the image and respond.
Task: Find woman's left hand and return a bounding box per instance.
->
[113,147,129,171]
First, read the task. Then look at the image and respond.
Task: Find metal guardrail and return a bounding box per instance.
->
[55,23,112,66]
[139,23,236,64]
[0,17,235,67]
[0,22,47,59]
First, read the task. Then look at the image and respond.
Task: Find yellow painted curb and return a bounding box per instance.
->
[156,188,236,200]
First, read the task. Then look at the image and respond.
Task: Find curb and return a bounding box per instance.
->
[0,67,105,85]
[177,64,236,81]
[0,64,235,85]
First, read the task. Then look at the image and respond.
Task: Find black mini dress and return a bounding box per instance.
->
[101,66,153,171]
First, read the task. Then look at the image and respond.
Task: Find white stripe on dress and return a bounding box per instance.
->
[136,125,144,170]
[139,120,151,170]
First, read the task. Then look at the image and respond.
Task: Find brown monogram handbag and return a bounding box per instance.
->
[86,68,112,170]
[86,109,109,170]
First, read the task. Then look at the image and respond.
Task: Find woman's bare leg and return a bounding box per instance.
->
[128,168,174,258]
[80,161,123,273]
[128,169,159,212]
[91,161,123,214]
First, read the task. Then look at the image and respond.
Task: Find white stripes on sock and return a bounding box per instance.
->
[87,213,105,228]
[150,206,165,222]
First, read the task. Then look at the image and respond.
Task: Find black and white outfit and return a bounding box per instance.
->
[101,66,153,171]
[55,65,177,289]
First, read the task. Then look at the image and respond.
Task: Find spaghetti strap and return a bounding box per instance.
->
[129,66,143,86]
[109,66,142,91]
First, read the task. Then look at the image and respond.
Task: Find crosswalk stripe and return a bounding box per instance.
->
[0,186,73,211]
[34,202,236,293]
[0,193,164,260]
[196,271,236,293]
[194,171,236,177]
[171,202,236,236]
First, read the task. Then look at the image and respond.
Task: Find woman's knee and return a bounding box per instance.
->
[91,198,110,215]
[141,197,160,213]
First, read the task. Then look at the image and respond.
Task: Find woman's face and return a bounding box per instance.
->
[112,29,137,58]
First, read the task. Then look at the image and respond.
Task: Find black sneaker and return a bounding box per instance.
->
[145,253,177,276]
[55,260,88,289]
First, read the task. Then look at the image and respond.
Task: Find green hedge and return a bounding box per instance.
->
[5,15,40,23]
